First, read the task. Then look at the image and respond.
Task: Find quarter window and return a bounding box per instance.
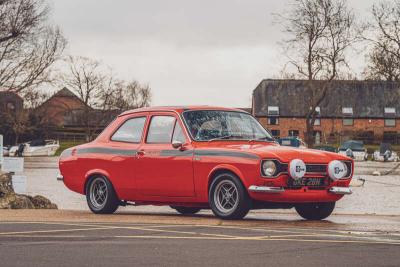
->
[172,122,186,143]
[147,116,176,143]
[111,117,146,143]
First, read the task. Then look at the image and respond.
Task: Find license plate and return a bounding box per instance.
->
[288,177,326,187]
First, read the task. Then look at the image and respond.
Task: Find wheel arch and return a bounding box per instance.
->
[83,169,112,194]
[207,164,246,192]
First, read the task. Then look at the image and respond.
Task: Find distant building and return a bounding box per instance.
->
[0,91,23,113]
[252,79,400,144]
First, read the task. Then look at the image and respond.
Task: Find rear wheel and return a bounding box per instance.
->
[170,206,201,215]
[86,176,119,214]
[295,202,335,220]
[209,172,251,220]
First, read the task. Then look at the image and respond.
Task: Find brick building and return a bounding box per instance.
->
[0,91,23,113]
[252,79,400,145]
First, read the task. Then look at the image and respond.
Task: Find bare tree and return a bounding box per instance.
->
[276,0,358,146]
[0,0,66,93]
[102,80,151,112]
[364,1,400,81]
[61,56,152,141]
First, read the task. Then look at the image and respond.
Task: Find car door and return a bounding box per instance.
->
[107,114,147,199]
[136,112,195,197]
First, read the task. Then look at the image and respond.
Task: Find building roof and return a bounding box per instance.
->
[53,87,79,98]
[253,79,400,118]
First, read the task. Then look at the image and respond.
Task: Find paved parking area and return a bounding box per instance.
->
[0,211,399,266]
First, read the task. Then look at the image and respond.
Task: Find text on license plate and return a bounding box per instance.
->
[289,177,326,187]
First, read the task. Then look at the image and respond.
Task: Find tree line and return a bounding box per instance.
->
[0,0,151,144]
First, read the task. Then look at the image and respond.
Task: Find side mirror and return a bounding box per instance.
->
[172,141,184,150]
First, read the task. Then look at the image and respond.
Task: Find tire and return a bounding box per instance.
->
[295,202,335,220]
[209,172,251,220]
[86,176,119,214]
[170,206,201,215]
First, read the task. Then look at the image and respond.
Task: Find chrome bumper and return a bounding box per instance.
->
[56,174,64,181]
[329,187,352,195]
[248,185,285,193]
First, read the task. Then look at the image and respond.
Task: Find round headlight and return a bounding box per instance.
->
[328,160,348,181]
[262,160,277,177]
[289,159,306,180]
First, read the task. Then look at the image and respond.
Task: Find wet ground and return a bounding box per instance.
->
[0,210,399,267]
[22,157,400,215]
[3,158,400,266]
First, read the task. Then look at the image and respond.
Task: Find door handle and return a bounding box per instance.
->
[136,150,145,156]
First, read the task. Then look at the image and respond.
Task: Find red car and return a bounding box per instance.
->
[59,106,353,220]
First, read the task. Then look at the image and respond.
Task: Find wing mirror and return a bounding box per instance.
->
[172,141,184,150]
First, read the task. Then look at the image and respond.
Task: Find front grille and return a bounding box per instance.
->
[306,164,327,173]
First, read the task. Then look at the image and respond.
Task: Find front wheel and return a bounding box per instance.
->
[209,173,251,220]
[295,202,335,220]
[86,176,119,214]
[170,206,201,215]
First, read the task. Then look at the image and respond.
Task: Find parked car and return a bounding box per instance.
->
[59,107,353,220]
[338,140,368,161]
[373,143,399,162]
[277,137,307,148]
[9,139,60,157]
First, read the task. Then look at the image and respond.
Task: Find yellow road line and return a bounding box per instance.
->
[0,227,119,236]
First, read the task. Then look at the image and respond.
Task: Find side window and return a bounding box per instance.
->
[147,116,176,143]
[172,122,186,143]
[111,117,146,143]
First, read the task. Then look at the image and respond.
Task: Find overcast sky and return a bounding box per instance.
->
[51,0,377,107]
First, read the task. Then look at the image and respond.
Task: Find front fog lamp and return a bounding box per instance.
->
[262,160,277,177]
[328,160,348,181]
[289,159,306,180]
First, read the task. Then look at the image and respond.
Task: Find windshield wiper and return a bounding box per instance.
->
[250,136,276,142]
[208,135,234,142]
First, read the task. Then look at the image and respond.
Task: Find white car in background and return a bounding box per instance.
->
[338,140,368,161]
[373,143,399,162]
[9,139,60,157]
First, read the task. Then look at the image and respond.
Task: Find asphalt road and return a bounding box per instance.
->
[0,210,399,267]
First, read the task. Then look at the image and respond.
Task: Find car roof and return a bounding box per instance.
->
[119,106,248,117]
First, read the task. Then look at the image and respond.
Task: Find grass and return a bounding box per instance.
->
[55,141,86,156]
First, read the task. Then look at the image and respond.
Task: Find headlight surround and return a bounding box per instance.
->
[328,160,348,181]
[262,160,277,177]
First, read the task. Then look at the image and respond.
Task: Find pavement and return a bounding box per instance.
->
[0,210,399,267]
[1,157,398,266]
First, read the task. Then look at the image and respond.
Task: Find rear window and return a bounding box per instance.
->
[111,117,146,143]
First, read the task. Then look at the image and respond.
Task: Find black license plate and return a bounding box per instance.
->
[288,177,326,187]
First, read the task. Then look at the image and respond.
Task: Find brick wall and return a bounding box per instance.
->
[257,117,399,144]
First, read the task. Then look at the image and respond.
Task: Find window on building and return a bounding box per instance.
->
[147,116,176,143]
[343,118,353,126]
[342,107,353,115]
[385,119,396,127]
[267,106,279,116]
[313,118,321,126]
[271,130,280,138]
[267,117,279,125]
[111,117,146,143]
[288,130,299,137]
[384,107,396,114]
[315,106,321,115]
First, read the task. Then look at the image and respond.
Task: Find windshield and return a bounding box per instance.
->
[182,110,274,141]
